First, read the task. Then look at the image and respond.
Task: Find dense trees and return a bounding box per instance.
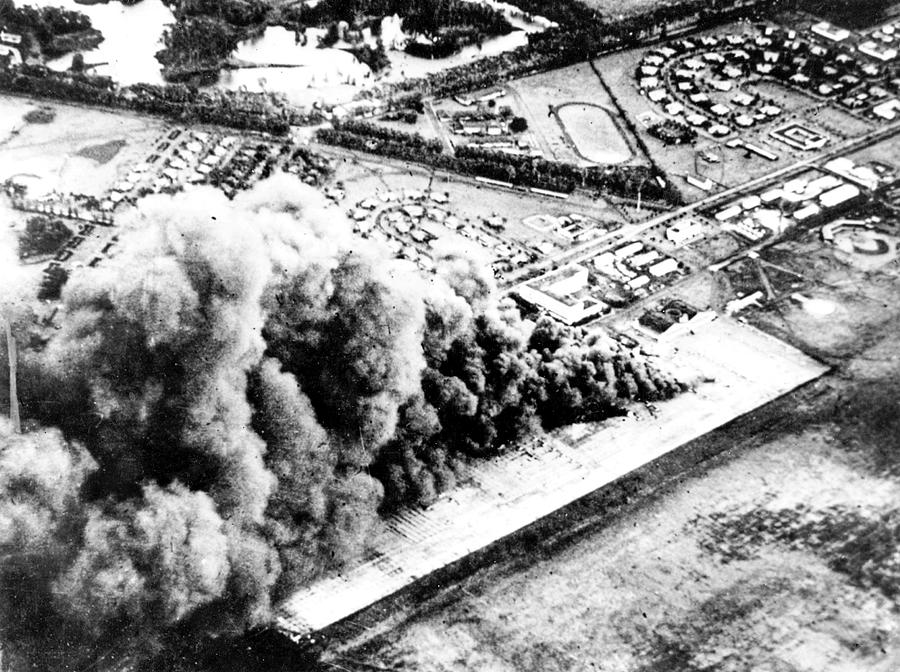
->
[509,116,528,133]
[0,0,95,56]
[349,39,391,72]
[18,216,72,259]
[316,121,680,203]
[156,15,242,72]
[0,67,298,135]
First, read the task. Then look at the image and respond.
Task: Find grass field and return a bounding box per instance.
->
[338,310,900,672]
[576,0,673,14]
[508,63,638,167]
[0,95,166,198]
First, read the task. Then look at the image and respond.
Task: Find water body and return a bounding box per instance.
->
[216,26,373,108]
[216,2,552,106]
[39,0,173,86]
[31,0,549,107]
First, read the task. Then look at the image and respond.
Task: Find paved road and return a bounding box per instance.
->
[524,117,900,281]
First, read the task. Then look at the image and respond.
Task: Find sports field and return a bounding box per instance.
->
[556,103,633,164]
[504,63,641,167]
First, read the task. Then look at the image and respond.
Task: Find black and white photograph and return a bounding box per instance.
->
[1,0,899,670]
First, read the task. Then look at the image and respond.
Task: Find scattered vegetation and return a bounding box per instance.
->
[698,504,900,601]
[22,106,55,124]
[0,65,301,135]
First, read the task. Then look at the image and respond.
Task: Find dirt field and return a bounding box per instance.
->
[0,95,166,197]
[335,315,900,672]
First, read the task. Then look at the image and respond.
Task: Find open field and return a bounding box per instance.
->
[737,229,900,361]
[576,0,677,14]
[506,63,639,167]
[0,96,166,197]
[338,314,900,672]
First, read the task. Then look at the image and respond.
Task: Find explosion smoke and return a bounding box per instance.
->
[1,175,687,669]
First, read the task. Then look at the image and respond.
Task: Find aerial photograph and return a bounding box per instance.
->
[1,0,900,670]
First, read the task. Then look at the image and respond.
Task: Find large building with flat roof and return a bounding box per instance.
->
[517,264,608,325]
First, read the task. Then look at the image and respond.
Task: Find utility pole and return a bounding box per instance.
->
[3,317,20,433]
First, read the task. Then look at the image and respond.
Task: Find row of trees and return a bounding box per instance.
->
[374,0,794,102]
[278,0,511,38]
[0,66,297,135]
[156,0,275,80]
[317,120,681,203]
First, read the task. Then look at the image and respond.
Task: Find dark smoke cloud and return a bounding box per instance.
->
[2,175,688,669]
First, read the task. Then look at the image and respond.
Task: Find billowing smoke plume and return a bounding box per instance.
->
[2,175,687,668]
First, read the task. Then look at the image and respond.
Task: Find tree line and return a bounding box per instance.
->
[317,119,681,203]
[374,0,794,102]
[0,65,301,135]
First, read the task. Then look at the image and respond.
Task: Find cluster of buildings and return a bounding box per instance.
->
[517,241,684,325]
[349,190,538,276]
[101,129,241,209]
[103,128,331,206]
[438,93,539,156]
[638,18,900,145]
[523,212,608,244]
[713,170,866,242]
[636,30,790,139]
